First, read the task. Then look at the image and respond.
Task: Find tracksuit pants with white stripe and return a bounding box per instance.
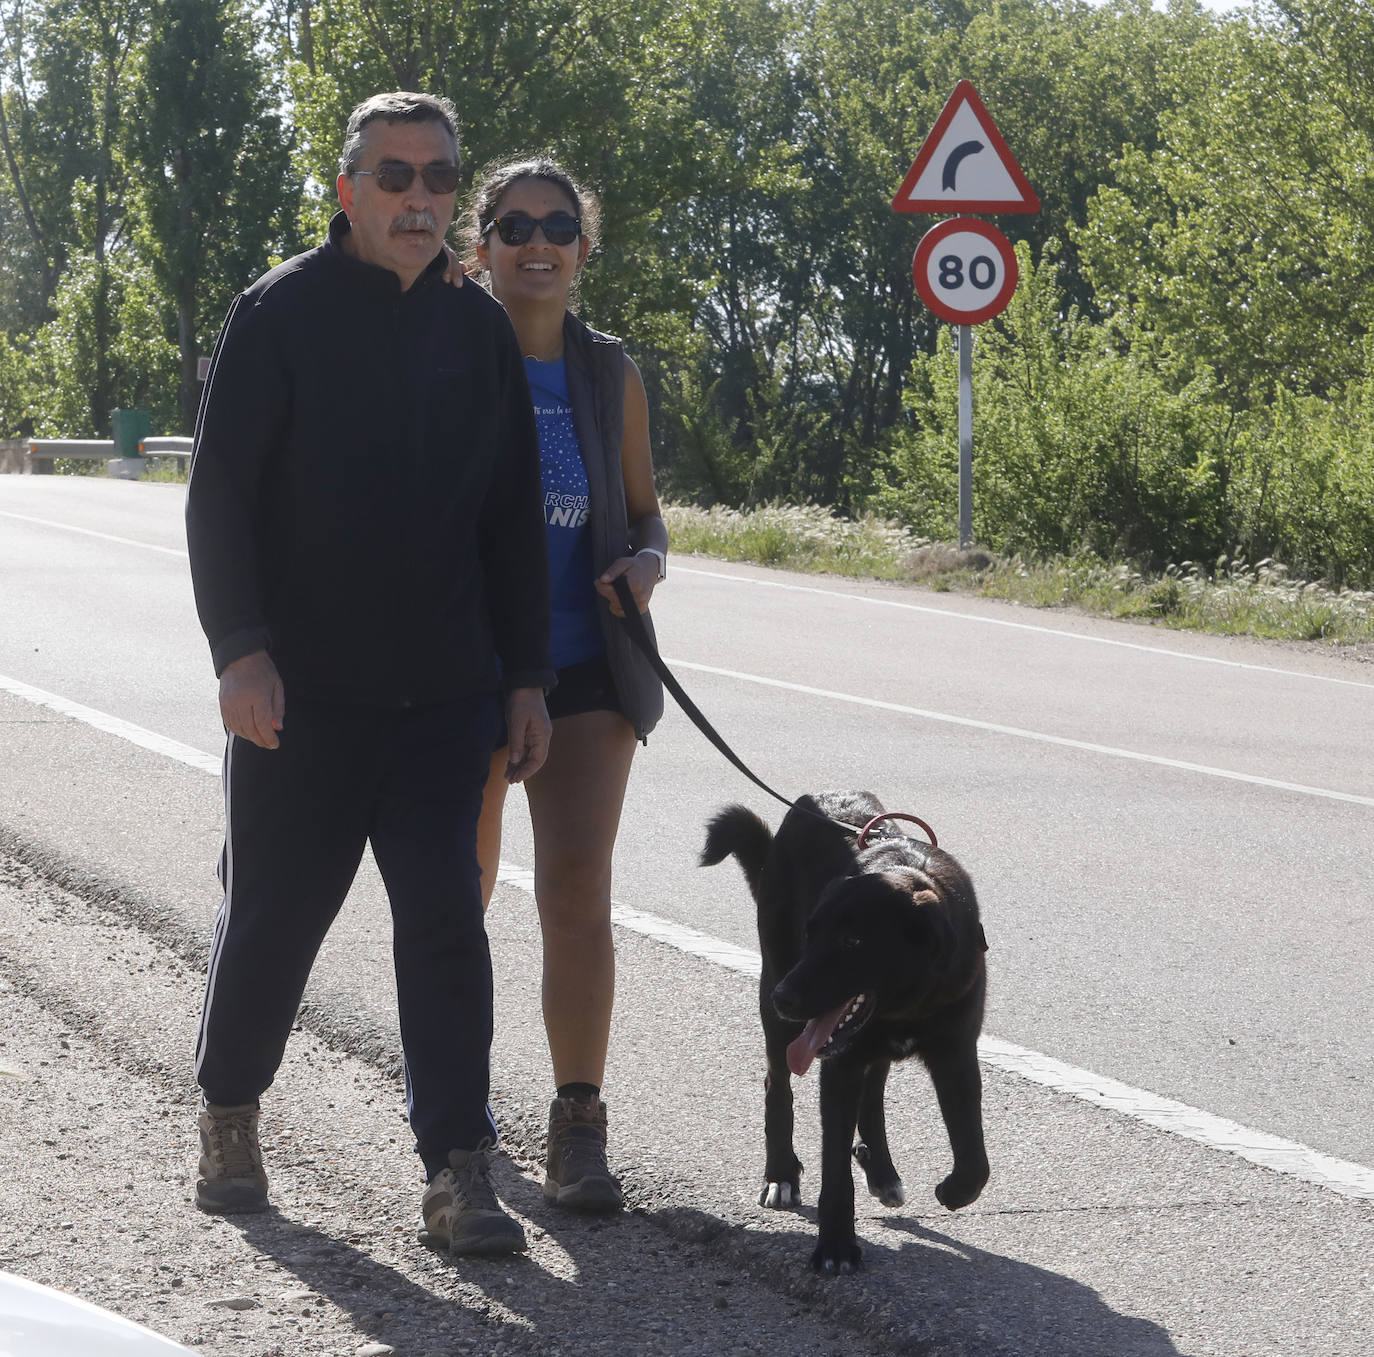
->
[194,694,503,1179]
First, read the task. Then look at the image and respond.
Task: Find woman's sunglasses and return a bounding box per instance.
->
[482,211,582,247]
[352,160,462,195]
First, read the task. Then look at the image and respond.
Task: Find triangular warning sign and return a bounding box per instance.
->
[893,80,1040,215]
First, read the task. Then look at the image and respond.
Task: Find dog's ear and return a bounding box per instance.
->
[879,867,939,910]
[882,869,955,955]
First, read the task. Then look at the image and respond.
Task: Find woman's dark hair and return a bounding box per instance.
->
[463,156,602,266]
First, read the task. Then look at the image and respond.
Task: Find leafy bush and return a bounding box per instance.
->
[871,245,1230,569]
[1226,349,1374,588]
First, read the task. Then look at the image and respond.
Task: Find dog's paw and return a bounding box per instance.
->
[869,1178,905,1208]
[852,1142,905,1208]
[811,1238,863,1274]
[759,1179,801,1210]
[935,1169,987,1211]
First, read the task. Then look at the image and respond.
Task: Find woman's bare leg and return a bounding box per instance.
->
[523,709,636,1086]
[477,749,511,913]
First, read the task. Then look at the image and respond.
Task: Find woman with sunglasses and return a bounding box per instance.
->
[463,158,666,1213]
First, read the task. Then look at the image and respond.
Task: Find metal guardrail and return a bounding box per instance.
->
[12,435,192,476]
[139,436,193,457]
[27,439,116,459]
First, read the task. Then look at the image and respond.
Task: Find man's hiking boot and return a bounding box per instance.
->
[196,1100,269,1214]
[544,1095,623,1212]
[421,1141,527,1256]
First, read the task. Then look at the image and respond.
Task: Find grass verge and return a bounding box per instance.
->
[663,503,1374,651]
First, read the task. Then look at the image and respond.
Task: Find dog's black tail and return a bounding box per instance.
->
[700,804,774,896]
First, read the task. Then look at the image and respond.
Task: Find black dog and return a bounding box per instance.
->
[701,791,989,1272]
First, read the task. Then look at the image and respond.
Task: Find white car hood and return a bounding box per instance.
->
[0,1271,194,1355]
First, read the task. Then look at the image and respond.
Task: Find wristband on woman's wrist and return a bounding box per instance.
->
[635,548,667,581]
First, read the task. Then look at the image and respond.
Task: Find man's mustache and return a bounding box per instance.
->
[391,210,438,234]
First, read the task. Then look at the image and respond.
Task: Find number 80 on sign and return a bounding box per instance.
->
[912,217,1019,325]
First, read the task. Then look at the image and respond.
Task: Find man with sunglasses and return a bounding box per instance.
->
[185,91,552,1258]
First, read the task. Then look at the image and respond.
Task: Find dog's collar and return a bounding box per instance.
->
[855,811,938,850]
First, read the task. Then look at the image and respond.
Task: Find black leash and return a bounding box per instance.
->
[612,575,807,816]
[612,578,938,848]
[612,580,976,948]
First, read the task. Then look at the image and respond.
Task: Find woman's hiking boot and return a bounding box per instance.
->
[544,1095,623,1212]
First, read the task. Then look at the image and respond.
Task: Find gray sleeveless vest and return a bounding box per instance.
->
[563,313,664,741]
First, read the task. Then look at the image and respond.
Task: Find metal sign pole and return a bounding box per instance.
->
[957,323,973,548]
[896,81,1039,554]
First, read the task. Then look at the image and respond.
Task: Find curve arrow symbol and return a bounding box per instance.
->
[941,140,984,191]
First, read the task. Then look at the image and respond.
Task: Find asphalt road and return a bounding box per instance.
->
[1,475,1370,1355]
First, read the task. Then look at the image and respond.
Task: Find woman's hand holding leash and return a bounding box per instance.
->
[597,551,660,616]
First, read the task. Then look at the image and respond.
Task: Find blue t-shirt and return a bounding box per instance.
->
[526,357,604,668]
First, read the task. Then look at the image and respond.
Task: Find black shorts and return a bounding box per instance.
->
[546,654,624,722]
[495,655,624,750]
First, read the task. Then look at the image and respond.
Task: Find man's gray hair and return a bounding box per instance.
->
[338,92,461,176]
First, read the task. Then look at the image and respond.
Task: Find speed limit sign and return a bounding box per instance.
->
[912,217,1018,325]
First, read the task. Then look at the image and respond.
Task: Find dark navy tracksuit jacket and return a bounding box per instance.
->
[186,212,553,1171]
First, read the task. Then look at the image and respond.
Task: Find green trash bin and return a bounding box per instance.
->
[110,408,151,458]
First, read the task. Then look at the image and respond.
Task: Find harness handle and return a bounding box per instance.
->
[856,811,938,850]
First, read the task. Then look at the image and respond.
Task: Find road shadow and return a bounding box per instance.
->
[214,1156,1181,1357]
[644,1203,1183,1357]
[225,1204,556,1354]
[876,1214,1181,1356]
[214,1160,791,1355]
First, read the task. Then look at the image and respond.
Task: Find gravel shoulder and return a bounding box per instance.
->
[0,854,864,1357]
[2,825,1370,1357]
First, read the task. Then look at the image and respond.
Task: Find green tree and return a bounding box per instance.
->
[23,249,179,437]
[0,188,44,353]
[1077,0,1374,405]
[131,0,301,431]
[277,0,714,478]
[280,0,665,212]
[647,0,1216,506]
[946,0,1216,317]
[0,0,147,431]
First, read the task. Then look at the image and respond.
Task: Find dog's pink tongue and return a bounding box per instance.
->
[786,1003,849,1077]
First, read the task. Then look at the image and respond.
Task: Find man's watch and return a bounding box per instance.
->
[636,548,667,581]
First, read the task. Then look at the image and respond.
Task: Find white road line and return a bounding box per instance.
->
[498,861,766,976]
[977,1038,1374,1202]
[661,658,1374,808]
[0,673,220,773]
[497,863,1374,1205]
[0,510,188,559]
[6,676,1373,1204]
[4,511,1361,690]
[14,509,1364,804]
[677,564,1374,690]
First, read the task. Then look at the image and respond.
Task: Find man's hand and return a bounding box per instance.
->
[219,650,285,749]
[504,686,551,783]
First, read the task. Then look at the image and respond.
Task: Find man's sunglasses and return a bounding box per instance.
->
[352,160,462,195]
[482,211,582,247]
